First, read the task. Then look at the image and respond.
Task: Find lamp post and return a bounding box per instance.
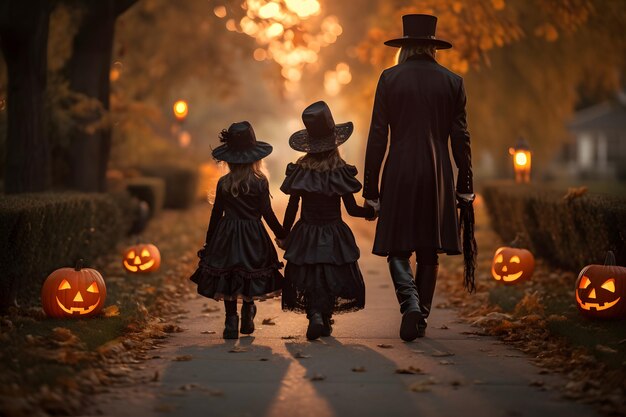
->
[509,137,531,183]
[172,100,190,147]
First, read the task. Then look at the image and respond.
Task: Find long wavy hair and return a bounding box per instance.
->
[222,161,266,197]
[296,148,346,172]
[397,44,436,64]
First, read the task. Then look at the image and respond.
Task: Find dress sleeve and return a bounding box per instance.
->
[204,186,225,245]
[342,193,375,218]
[363,72,389,200]
[282,193,301,234]
[450,79,473,194]
[259,186,287,239]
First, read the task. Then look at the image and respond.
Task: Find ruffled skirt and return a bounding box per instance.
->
[190,217,283,301]
[282,220,365,315]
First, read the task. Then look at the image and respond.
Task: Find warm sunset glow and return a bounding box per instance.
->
[214,5,227,18]
[173,100,188,121]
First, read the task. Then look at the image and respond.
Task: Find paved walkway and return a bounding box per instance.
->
[93,216,600,417]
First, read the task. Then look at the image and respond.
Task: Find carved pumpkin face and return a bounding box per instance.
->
[491,247,535,285]
[575,263,626,319]
[42,263,106,318]
[123,244,161,273]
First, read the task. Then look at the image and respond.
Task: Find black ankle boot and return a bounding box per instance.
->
[388,257,422,342]
[415,264,438,338]
[306,312,324,340]
[240,303,257,335]
[223,314,239,339]
[321,314,333,337]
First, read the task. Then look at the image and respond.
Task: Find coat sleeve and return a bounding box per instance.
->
[342,193,375,218]
[450,79,473,194]
[363,72,389,200]
[204,185,225,245]
[259,184,287,239]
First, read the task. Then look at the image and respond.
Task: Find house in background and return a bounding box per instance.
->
[558,93,626,181]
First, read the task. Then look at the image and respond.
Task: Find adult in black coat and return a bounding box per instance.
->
[363,14,475,341]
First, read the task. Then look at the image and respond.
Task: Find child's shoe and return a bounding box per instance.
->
[306,312,324,340]
[223,314,239,339]
[240,303,257,334]
[321,314,333,337]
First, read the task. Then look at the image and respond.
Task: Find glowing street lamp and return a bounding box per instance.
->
[173,100,188,122]
[509,137,532,183]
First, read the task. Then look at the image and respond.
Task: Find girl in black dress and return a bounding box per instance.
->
[190,121,286,339]
[279,101,376,340]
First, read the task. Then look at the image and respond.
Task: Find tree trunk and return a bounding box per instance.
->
[67,0,136,192]
[0,0,51,194]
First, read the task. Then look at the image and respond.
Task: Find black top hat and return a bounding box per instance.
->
[384,14,452,49]
[212,121,273,164]
[289,101,353,154]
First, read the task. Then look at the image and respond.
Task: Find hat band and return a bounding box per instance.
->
[403,35,436,39]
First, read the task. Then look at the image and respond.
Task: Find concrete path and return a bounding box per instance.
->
[93,218,600,417]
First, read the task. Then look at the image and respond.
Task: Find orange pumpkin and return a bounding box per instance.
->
[42,260,106,318]
[491,246,535,285]
[123,243,161,273]
[575,251,626,319]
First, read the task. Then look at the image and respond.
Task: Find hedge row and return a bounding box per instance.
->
[482,181,626,272]
[0,192,137,309]
[138,164,199,209]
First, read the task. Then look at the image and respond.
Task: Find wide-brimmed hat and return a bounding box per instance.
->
[289,101,353,153]
[212,121,273,164]
[384,14,452,49]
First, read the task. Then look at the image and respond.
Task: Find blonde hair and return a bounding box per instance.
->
[296,148,346,172]
[397,44,436,64]
[222,160,266,197]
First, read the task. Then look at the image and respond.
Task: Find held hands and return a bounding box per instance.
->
[275,237,287,250]
[456,192,475,208]
[365,198,380,222]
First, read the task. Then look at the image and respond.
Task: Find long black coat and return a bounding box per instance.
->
[363,54,473,256]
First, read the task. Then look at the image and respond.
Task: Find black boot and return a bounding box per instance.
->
[223,314,239,339]
[306,312,324,340]
[240,302,257,335]
[415,264,438,338]
[388,257,422,342]
[321,314,333,337]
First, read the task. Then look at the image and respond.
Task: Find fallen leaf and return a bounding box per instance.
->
[294,351,311,359]
[281,335,298,340]
[259,358,269,361]
[377,343,393,349]
[438,360,455,365]
[431,351,455,357]
[229,346,248,353]
[352,366,366,372]
[201,330,216,334]
[310,373,326,381]
[440,324,449,329]
[103,305,120,317]
[595,344,617,354]
[162,324,184,333]
[408,378,436,393]
[172,355,193,361]
[395,366,423,375]
[262,318,277,325]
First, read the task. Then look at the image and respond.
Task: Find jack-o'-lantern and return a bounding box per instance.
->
[491,247,535,285]
[42,260,106,318]
[123,243,161,273]
[575,251,626,319]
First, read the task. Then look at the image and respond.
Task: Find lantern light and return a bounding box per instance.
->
[509,137,531,183]
[173,100,189,121]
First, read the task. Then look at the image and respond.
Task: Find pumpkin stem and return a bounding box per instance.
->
[75,259,84,271]
[604,251,616,266]
[510,233,524,248]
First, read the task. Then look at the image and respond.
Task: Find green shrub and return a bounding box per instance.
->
[125,176,165,217]
[138,164,199,209]
[482,181,626,271]
[0,192,134,309]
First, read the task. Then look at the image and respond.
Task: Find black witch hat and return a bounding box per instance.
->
[212,121,273,164]
[289,101,353,154]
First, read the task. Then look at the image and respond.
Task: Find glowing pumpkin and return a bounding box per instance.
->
[123,244,161,273]
[575,251,626,319]
[42,260,106,318]
[491,247,535,285]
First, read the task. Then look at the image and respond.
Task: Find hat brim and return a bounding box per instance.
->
[212,141,273,163]
[384,37,452,49]
[288,122,353,153]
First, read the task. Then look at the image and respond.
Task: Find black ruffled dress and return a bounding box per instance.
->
[190,176,286,301]
[280,163,375,315]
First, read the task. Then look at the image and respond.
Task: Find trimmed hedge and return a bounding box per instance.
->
[482,181,626,272]
[0,192,136,309]
[126,176,165,217]
[138,164,199,209]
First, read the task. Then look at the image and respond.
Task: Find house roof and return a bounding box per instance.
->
[568,99,626,132]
